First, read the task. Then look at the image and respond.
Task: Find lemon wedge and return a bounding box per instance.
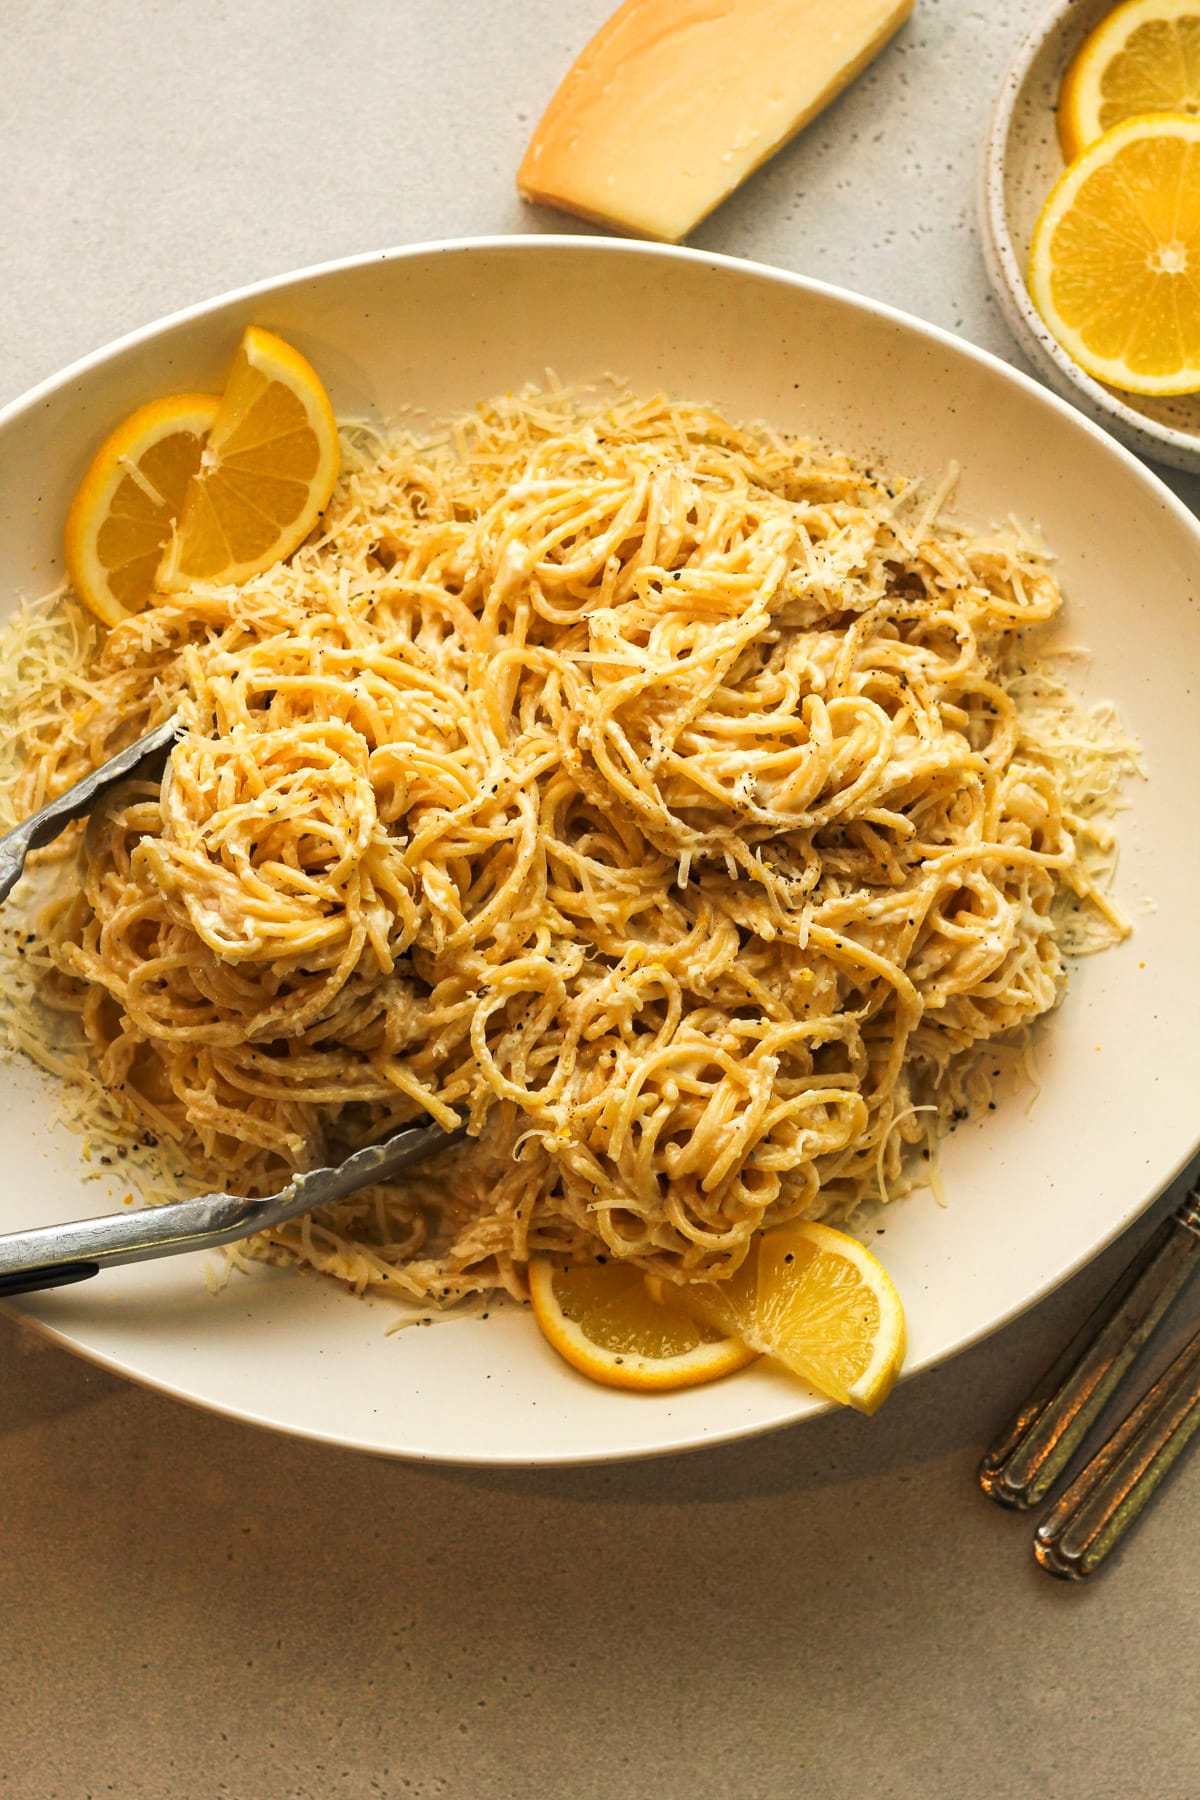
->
[527,1256,759,1392]
[677,1221,907,1414]
[1029,112,1200,395]
[63,393,221,626]
[1058,0,1200,160]
[157,325,340,590]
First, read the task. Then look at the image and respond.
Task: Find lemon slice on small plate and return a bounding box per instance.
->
[1029,112,1200,395]
[1058,0,1200,160]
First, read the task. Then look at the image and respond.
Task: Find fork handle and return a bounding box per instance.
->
[978,1190,1200,1510]
[1033,1326,1200,1579]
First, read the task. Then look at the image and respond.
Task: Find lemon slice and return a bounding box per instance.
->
[528,1256,759,1392]
[63,393,221,626]
[157,326,340,590]
[1058,0,1200,161]
[678,1222,907,1413]
[1029,113,1200,396]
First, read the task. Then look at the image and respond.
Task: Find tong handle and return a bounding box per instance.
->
[978,1191,1200,1510]
[0,1262,100,1298]
[0,1117,461,1293]
[0,1186,267,1283]
[0,716,179,903]
[1033,1327,1200,1579]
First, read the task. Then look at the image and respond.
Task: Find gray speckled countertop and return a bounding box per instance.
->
[2,4,1199,1796]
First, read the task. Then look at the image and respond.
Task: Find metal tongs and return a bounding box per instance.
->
[0,718,462,1298]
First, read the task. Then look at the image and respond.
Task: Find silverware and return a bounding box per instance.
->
[0,715,463,1295]
[0,714,181,904]
[978,1188,1200,1510]
[0,1118,463,1298]
[1033,1322,1200,1580]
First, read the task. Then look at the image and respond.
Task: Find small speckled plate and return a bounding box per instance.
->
[981,0,1200,474]
[2,237,1200,1464]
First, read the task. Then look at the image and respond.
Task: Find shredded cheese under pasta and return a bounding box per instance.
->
[0,389,1139,1303]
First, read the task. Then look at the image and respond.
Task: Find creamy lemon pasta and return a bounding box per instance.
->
[0,389,1135,1303]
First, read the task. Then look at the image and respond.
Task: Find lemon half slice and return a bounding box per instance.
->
[1029,112,1200,395]
[528,1256,759,1392]
[1059,0,1200,160]
[64,393,221,626]
[157,325,340,590]
[678,1222,907,1414]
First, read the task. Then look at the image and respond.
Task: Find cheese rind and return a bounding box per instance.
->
[518,0,915,244]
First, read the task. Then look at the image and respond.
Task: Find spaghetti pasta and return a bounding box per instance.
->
[0,389,1134,1303]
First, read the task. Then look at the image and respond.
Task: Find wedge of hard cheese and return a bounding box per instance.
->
[518,0,914,243]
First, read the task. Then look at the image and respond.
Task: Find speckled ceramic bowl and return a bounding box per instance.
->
[981,0,1200,474]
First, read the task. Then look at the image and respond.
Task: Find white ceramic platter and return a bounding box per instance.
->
[980,0,1200,474]
[2,238,1199,1465]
